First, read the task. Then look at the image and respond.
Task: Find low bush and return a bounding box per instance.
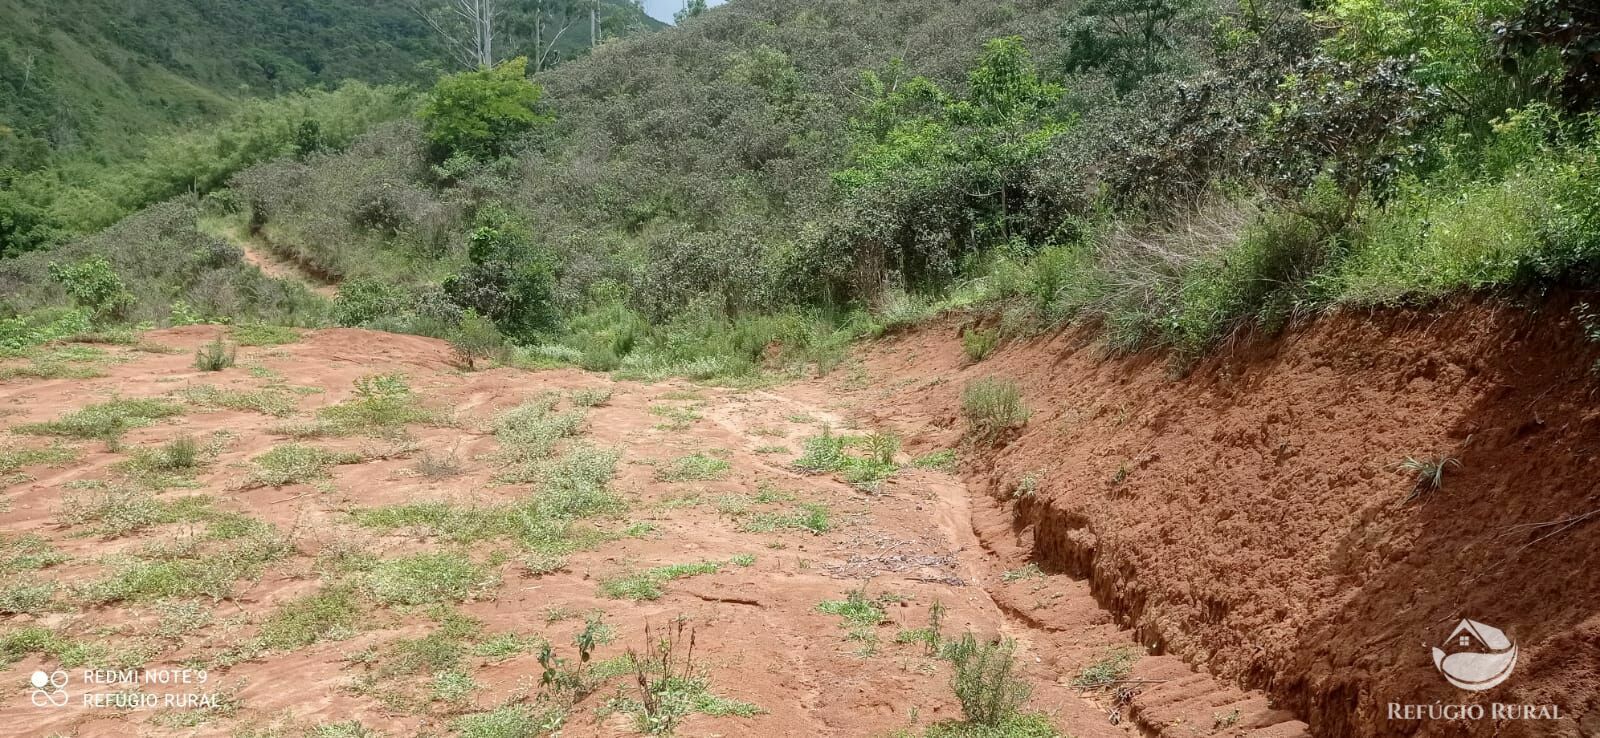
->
[961,379,1028,439]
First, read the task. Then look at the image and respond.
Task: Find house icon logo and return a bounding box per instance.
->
[1431,619,1517,691]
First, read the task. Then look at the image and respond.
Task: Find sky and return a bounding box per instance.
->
[641,0,729,24]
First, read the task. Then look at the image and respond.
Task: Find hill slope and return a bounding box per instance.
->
[0,0,661,171]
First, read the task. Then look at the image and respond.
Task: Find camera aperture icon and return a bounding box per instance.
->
[1431,619,1517,692]
[30,670,69,707]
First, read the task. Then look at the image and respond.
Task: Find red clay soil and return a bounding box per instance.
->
[3,326,1225,737]
[817,296,1600,738]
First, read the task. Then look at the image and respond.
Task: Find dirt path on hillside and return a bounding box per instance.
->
[217,224,338,298]
[0,328,1305,737]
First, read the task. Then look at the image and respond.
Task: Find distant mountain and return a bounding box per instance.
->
[0,0,661,172]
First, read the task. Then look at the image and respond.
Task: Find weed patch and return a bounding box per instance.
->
[247,444,362,487]
[363,553,498,605]
[656,453,731,482]
[600,560,723,601]
[17,397,184,442]
[961,379,1028,439]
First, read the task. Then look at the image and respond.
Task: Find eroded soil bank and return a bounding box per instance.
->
[813,297,1600,737]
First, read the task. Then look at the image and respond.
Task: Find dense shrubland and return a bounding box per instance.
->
[5,0,1599,373]
[0,0,659,257]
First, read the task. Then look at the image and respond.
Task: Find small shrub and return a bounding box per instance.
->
[946,634,1033,727]
[1071,647,1139,690]
[194,338,237,372]
[313,373,434,436]
[571,387,613,407]
[621,619,762,734]
[962,328,1001,362]
[794,426,899,488]
[961,378,1029,439]
[415,447,465,478]
[450,310,508,371]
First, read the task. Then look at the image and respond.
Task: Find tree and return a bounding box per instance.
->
[675,0,707,25]
[1061,0,1200,92]
[528,0,580,72]
[409,0,506,70]
[443,209,558,339]
[417,57,549,160]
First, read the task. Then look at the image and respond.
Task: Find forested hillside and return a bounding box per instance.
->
[3,0,1599,374]
[0,0,659,254]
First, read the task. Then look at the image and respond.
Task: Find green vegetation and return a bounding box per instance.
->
[961,379,1028,439]
[0,445,77,476]
[571,387,613,407]
[1071,647,1140,690]
[912,449,959,472]
[793,426,901,488]
[419,58,549,161]
[599,560,724,601]
[230,324,302,347]
[307,373,436,437]
[246,444,363,487]
[616,619,762,734]
[1,0,1595,377]
[16,397,184,442]
[193,338,236,371]
[258,585,364,651]
[453,704,565,738]
[932,634,1057,737]
[656,453,732,482]
[58,487,213,537]
[356,444,623,559]
[0,533,67,575]
[176,384,299,417]
[962,329,1001,362]
[363,552,498,606]
[76,522,291,603]
[1399,454,1461,501]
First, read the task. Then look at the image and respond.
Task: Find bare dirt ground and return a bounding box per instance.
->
[0,327,1306,737]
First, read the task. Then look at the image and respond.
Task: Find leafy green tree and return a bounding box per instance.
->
[828,39,1070,294]
[417,57,549,160]
[1318,0,1530,117]
[443,207,558,339]
[1061,0,1201,92]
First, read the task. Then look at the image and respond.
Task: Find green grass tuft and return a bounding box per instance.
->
[16,397,184,441]
[656,453,731,482]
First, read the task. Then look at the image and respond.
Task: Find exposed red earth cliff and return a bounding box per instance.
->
[814,296,1600,737]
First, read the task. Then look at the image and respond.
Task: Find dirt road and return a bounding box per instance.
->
[0,327,1304,736]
